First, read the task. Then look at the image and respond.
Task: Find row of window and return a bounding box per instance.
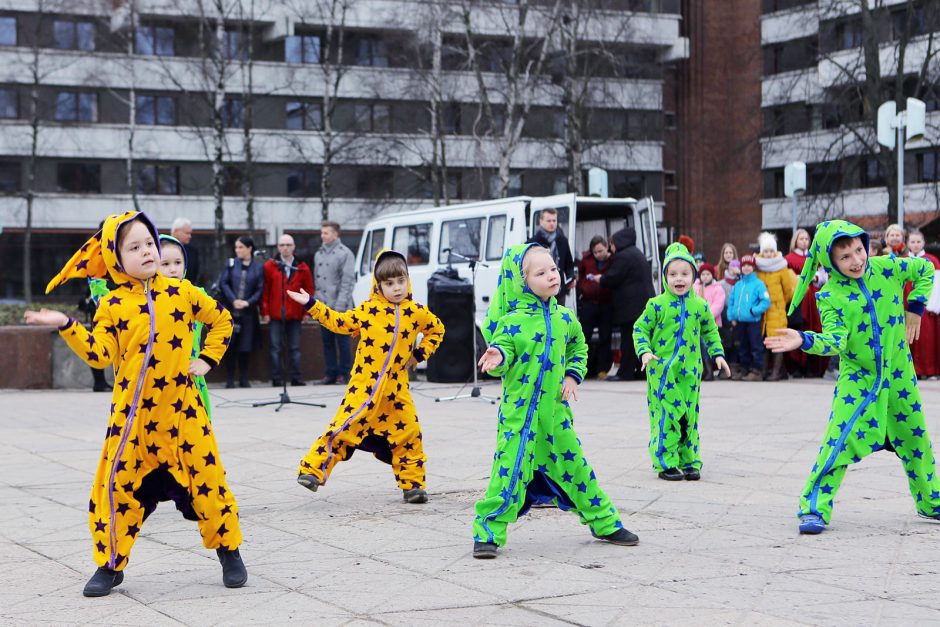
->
[0,160,658,200]
[762,150,940,197]
[0,86,666,141]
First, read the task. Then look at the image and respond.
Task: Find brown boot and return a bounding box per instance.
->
[731,364,743,380]
[766,353,787,381]
[743,368,763,382]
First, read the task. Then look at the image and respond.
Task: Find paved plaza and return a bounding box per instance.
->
[3,377,940,625]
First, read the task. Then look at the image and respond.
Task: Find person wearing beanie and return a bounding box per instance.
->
[694,262,726,380]
[766,220,940,534]
[784,229,829,378]
[678,234,695,254]
[755,232,797,380]
[633,243,730,481]
[726,255,770,380]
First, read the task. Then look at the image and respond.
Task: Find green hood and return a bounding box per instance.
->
[661,242,697,294]
[482,242,548,342]
[788,219,870,315]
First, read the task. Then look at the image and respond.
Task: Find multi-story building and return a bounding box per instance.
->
[760,0,940,237]
[0,0,687,297]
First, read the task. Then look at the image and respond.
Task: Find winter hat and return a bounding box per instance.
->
[678,234,695,254]
[758,231,777,253]
[740,255,756,269]
[729,260,741,270]
[693,252,705,262]
[699,262,717,278]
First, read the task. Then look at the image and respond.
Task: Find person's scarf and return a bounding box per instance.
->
[538,227,559,264]
[755,253,787,273]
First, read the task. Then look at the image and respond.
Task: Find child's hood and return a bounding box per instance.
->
[661,242,697,295]
[158,234,189,278]
[46,211,161,294]
[788,220,869,315]
[369,249,413,305]
[482,242,545,342]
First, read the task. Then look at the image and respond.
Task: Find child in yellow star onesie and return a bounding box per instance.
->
[289,250,444,503]
[25,212,247,597]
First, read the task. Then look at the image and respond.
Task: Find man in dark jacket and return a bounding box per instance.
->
[589,227,655,381]
[527,207,575,305]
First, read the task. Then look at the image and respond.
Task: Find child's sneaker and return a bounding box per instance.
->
[217,548,248,588]
[403,488,428,503]
[82,567,124,597]
[683,468,701,481]
[297,474,320,492]
[473,541,498,559]
[591,527,639,546]
[658,467,684,481]
[799,514,826,534]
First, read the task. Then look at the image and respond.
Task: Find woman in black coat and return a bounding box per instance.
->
[590,227,655,381]
[220,235,265,387]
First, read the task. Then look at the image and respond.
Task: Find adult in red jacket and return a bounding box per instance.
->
[784,228,828,377]
[576,235,614,377]
[261,234,314,386]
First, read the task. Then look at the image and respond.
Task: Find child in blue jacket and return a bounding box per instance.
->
[727,255,771,381]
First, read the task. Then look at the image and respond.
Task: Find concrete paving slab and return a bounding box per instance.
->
[2,378,940,625]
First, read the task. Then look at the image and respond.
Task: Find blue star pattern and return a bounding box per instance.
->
[795,220,940,524]
[472,244,624,547]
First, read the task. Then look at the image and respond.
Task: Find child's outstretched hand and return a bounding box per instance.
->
[715,356,732,378]
[188,358,211,377]
[23,308,69,327]
[765,328,802,352]
[561,375,578,402]
[906,311,922,345]
[478,347,504,373]
[640,352,658,371]
[286,288,310,306]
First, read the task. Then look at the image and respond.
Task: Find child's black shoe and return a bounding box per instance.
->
[658,467,684,481]
[683,468,701,481]
[592,527,639,546]
[217,548,248,588]
[473,541,498,559]
[297,474,320,492]
[403,488,428,503]
[82,567,124,597]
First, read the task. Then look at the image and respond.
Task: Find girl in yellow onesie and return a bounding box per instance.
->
[24,212,247,597]
[288,250,444,503]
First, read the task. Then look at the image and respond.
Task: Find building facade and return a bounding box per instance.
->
[760,0,940,238]
[0,0,687,297]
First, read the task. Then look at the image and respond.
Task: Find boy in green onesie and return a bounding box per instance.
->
[766,220,940,534]
[472,243,639,559]
[633,243,730,481]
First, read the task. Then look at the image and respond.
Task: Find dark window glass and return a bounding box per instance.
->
[136,25,174,56]
[919,151,938,182]
[222,97,243,128]
[441,103,460,134]
[56,163,100,193]
[0,161,19,192]
[53,20,95,51]
[439,217,483,263]
[0,87,17,118]
[222,165,247,196]
[224,30,248,60]
[285,101,322,130]
[155,96,176,125]
[55,92,97,122]
[137,164,179,195]
[392,224,431,266]
[285,34,320,63]
[860,157,885,187]
[485,215,507,261]
[0,16,15,46]
[286,168,321,197]
[356,36,388,67]
[372,104,390,133]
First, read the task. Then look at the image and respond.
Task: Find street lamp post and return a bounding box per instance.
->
[877,98,926,230]
[784,161,806,236]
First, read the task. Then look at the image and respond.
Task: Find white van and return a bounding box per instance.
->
[352,193,662,325]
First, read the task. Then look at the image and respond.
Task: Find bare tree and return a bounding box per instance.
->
[458,0,564,198]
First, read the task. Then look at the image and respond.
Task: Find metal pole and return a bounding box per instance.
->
[897,122,905,229]
[791,193,798,236]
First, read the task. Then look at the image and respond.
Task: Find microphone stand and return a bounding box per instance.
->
[435,250,498,405]
[253,257,326,412]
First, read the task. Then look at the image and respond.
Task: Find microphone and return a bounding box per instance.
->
[275,258,299,271]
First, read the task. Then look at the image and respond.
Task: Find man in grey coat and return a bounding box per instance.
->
[314,221,356,384]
